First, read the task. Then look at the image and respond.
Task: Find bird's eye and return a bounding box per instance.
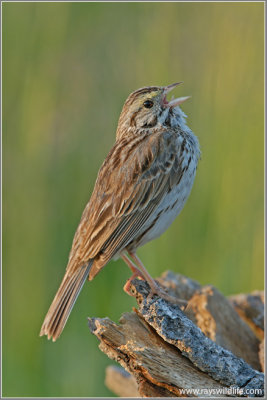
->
[143,99,154,108]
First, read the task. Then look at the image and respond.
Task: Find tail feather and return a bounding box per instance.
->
[47,268,84,330]
[40,262,92,341]
[46,275,79,336]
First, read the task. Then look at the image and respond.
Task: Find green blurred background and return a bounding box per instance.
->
[3,2,264,397]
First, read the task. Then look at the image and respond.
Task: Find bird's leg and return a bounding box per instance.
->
[127,252,159,294]
[121,253,146,295]
[128,251,187,307]
[121,252,146,277]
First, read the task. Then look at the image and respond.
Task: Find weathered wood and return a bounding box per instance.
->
[130,280,264,390]
[156,271,202,300]
[259,341,264,372]
[88,272,264,397]
[105,366,139,397]
[229,291,264,340]
[184,286,260,370]
[158,272,262,370]
[89,312,226,397]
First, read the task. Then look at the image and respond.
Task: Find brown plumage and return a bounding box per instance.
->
[40,83,200,341]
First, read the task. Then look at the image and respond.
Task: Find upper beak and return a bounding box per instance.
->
[164,82,182,94]
[163,82,191,107]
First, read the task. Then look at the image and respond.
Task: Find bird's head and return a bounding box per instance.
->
[116,83,190,139]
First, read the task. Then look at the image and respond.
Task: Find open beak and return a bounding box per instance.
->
[162,82,191,108]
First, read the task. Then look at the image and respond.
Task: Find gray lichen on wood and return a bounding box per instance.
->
[88,272,264,397]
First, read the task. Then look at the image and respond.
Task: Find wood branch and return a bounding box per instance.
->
[228,291,264,340]
[259,341,264,372]
[105,366,139,397]
[185,287,260,370]
[88,272,264,397]
[158,272,262,370]
[89,312,227,397]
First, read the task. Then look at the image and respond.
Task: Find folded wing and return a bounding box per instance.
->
[66,129,184,278]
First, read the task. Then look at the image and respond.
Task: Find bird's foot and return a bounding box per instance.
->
[123,271,145,296]
[151,282,187,309]
[124,275,187,308]
[121,251,187,307]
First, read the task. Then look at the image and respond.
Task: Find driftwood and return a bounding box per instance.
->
[88,272,264,397]
[229,291,264,341]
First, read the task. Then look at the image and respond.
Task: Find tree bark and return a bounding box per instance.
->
[88,272,264,397]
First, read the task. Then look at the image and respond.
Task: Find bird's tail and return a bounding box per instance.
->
[40,262,92,342]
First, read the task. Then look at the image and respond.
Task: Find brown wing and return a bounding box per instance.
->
[66,129,184,276]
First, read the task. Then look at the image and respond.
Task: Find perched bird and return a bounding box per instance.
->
[40,83,201,341]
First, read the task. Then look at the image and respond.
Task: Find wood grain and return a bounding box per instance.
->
[88,272,264,397]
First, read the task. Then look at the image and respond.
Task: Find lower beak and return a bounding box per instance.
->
[168,95,191,107]
[163,82,191,107]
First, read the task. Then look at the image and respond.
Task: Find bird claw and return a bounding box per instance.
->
[123,279,135,296]
[149,282,188,307]
[123,271,145,296]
